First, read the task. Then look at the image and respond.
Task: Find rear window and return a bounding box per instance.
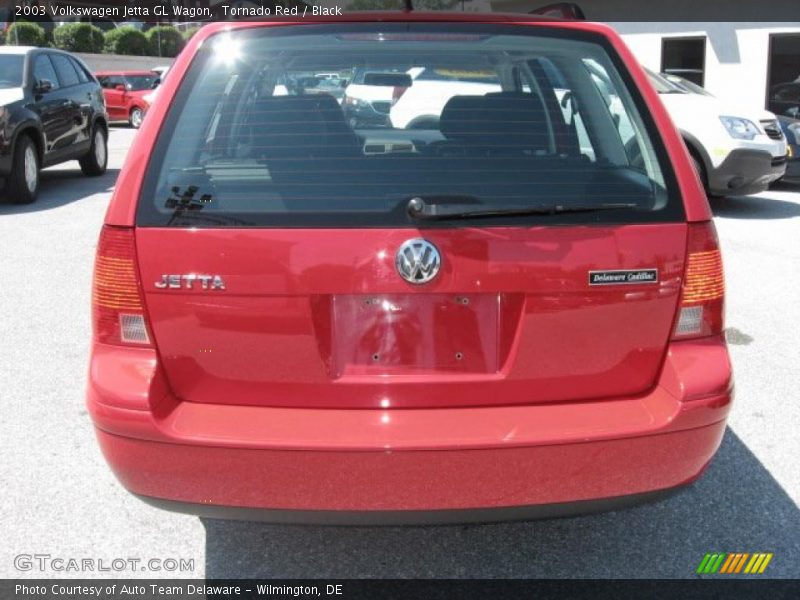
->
[138,23,682,228]
[125,74,158,90]
[71,58,91,83]
[50,54,80,88]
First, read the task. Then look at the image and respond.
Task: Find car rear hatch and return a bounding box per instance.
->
[132,22,687,410]
[136,223,685,409]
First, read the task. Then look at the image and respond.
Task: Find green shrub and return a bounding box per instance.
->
[5,22,47,47]
[145,26,184,58]
[103,26,149,56]
[52,23,104,53]
[182,27,201,42]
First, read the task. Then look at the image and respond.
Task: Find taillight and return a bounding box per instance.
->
[672,221,725,339]
[92,225,152,346]
[391,86,409,105]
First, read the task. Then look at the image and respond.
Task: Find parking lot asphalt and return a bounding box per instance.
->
[1,127,798,579]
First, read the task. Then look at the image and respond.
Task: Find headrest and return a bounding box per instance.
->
[249,95,327,134]
[308,93,345,116]
[440,94,550,150]
[247,93,361,158]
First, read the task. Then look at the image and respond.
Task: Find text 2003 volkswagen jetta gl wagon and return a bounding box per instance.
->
[88,14,732,524]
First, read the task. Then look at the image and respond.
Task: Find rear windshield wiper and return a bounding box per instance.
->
[406,196,639,221]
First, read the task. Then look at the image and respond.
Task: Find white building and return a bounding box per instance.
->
[607,22,800,117]
[491,1,800,116]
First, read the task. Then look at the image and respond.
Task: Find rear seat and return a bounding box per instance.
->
[238,92,632,211]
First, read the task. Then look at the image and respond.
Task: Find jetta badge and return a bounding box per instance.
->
[395,239,441,285]
[154,274,226,290]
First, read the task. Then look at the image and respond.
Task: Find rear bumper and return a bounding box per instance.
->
[99,423,723,523]
[708,148,787,196]
[133,484,684,526]
[88,335,732,520]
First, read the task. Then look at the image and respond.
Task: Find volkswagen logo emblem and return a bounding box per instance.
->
[395,239,441,285]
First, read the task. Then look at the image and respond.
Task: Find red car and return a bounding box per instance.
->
[88,14,731,524]
[95,70,157,128]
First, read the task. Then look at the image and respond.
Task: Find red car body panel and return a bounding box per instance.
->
[97,426,724,514]
[134,224,687,409]
[90,14,731,520]
[95,70,152,123]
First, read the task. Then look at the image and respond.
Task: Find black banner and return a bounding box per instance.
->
[4,579,800,600]
[5,0,800,23]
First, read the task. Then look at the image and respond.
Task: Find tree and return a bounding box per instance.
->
[104,26,149,56]
[52,23,105,54]
[5,22,47,47]
[145,26,185,58]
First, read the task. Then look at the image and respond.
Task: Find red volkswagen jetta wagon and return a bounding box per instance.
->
[88,13,732,524]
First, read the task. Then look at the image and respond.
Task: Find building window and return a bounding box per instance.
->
[767,33,800,118]
[661,37,706,87]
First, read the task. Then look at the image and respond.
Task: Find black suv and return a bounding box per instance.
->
[0,47,108,204]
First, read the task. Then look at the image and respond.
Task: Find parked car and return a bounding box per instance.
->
[141,67,171,112]
[343,67,412,128]
[142,67,170,114]
[768,80,800,119]
[95,71,157,128]
[312,77,347,104]
[661,72,713,96]
[777,116,800,183]
[276,74,347,104]
[88,16,731,524]
[390,67,501,130]
[0,46,107,204]
[151,66,171,79]
[647,69,786,196]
